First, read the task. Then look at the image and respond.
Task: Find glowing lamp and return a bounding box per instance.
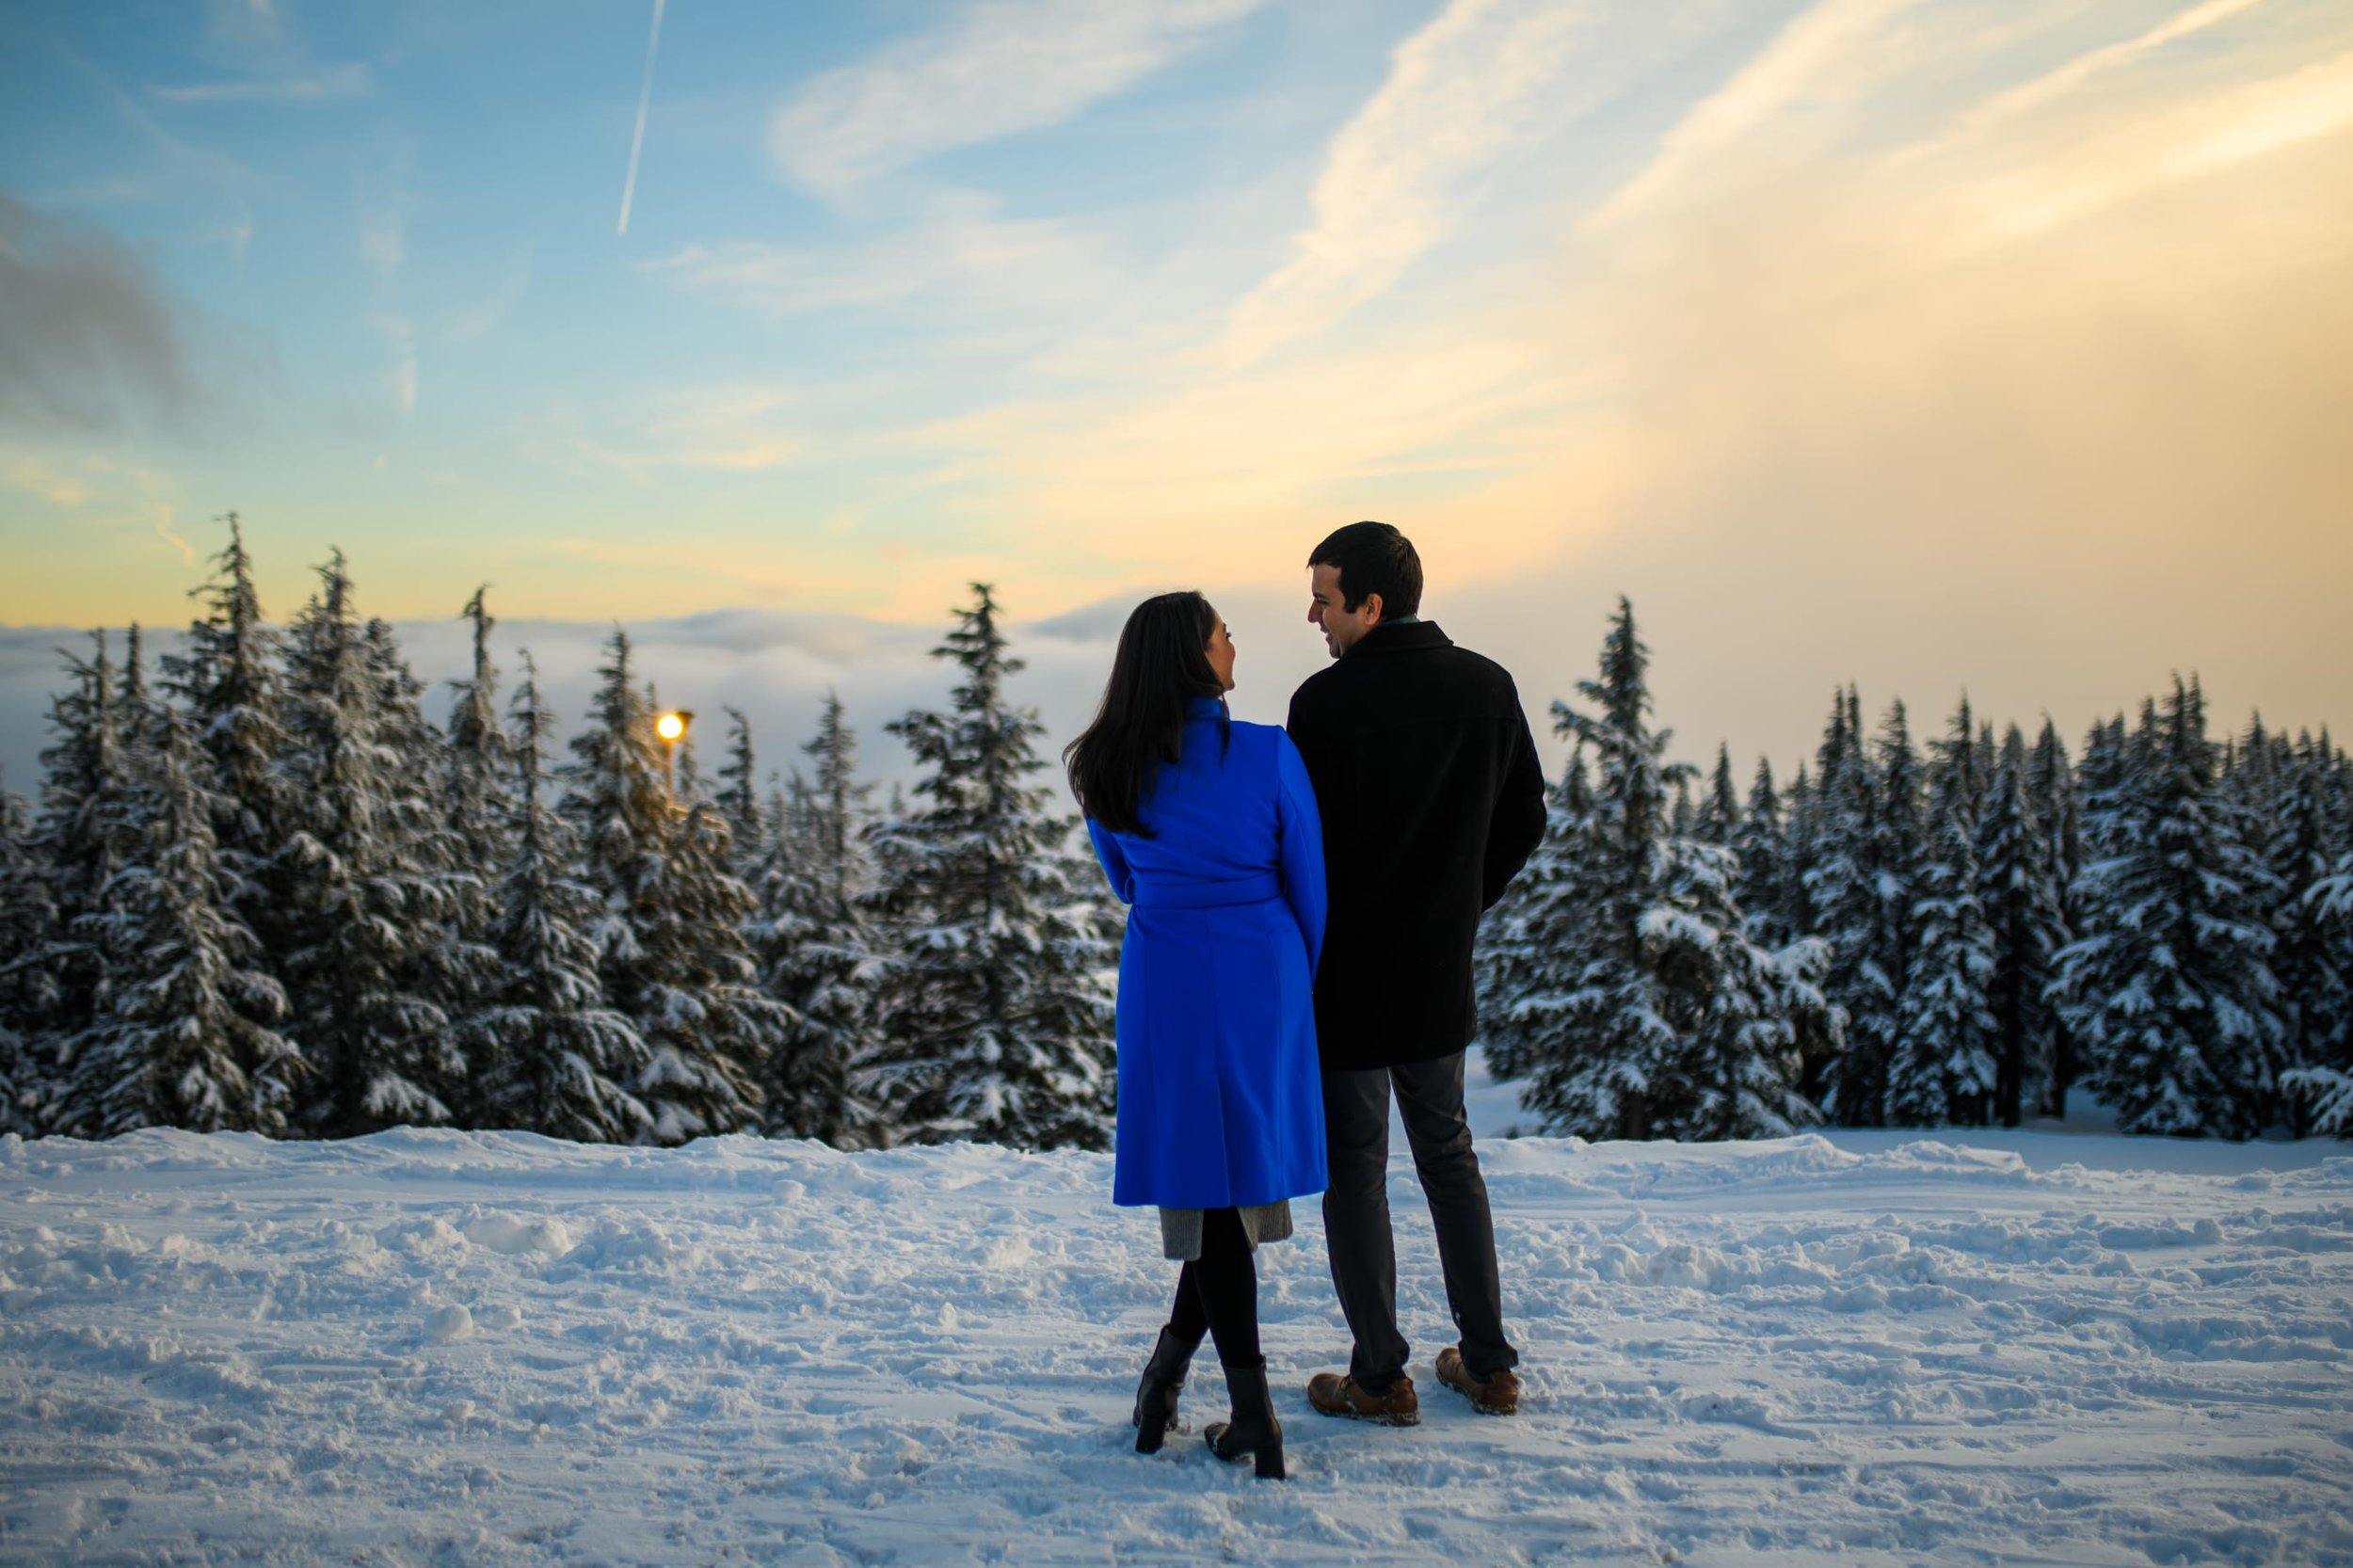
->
[656,712,690,743]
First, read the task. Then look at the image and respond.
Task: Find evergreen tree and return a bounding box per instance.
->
[0,781,55,1135]
[752,694,884,1145]
[2028,718,2081,1114]
[1734,757,1791,949]
[565,631,780,1143]
[2267,732,2350,1131]
[2052,680,2284,1137]
[431,588,513,1122]
[162,514,296,986]
[1694,744,1741,844]
[277,552,456,1136]
[69,707,297,1135]
[866,585,1114,1150]
[1889,697,1998,1127]
[1477,746,1590,1086]
[464,654,650,1143]
[1497,600,1833,1141]
[1802,687,1885,1123]
[714,707,768,878]
[31,631,143,1134]
[118,624,156,749]
[1976,725,2067,1125]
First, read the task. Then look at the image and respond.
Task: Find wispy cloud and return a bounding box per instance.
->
[1583,0,1915,233]
[768,0,1267,197]
[1881,0,2268,172]
[359,202,403,274]
[1946,46,2353,248]
[372,312,417,414]
[442,250,533,344]
[653,193,1116,320]
[556,386,811,481]
[151,61,373,104]
[1217,0,1608,365]
[1213,0,1760,367]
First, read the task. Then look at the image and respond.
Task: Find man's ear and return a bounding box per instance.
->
[1359,591,1385,627]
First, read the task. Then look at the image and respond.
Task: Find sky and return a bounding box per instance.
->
[3,0,2349,795]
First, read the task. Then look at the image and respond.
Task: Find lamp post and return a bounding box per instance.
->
[655,709,694,797]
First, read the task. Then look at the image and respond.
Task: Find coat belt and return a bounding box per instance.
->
[1131,872,1282,909]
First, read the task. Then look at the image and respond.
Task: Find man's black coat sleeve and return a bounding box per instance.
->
[1481,698,1546,911]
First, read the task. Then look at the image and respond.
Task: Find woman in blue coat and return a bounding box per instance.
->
[1065,590,1326,1481]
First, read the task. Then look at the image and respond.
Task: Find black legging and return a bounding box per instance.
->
[1166,1207,1262,1367]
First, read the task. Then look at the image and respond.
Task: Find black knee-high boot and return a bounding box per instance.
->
[1206,1359,1286,1480]
[1132,1325,1200,1453]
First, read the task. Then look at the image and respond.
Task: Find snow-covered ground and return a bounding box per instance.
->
[5,1060,2350,1566]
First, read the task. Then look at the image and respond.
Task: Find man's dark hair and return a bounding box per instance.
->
[1308,520,1422,618]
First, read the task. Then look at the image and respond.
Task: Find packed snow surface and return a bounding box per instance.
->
[4,1084,2350,1565]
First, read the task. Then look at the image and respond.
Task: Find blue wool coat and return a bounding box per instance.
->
[1087,698,1329,1210]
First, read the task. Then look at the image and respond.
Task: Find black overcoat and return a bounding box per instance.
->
[1284,621,1546,1071]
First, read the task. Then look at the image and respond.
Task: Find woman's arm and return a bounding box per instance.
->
[1274,733,1327,975]
[1085,817,1136,904]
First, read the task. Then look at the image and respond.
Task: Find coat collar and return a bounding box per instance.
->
[1347,620,1451,657]
[1186,694,1230,718]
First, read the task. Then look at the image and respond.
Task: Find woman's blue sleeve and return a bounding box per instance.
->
[1086,817,1136,904]
[1275,733,1327,974]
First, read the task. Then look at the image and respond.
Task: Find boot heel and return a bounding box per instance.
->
[1254,1439,1286,1480]
[1131,1327,1198,1459]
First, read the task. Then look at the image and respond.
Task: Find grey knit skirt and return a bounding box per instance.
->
[1158,1201,1295,1262]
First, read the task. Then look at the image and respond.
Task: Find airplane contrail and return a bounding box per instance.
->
[616,0,665,237]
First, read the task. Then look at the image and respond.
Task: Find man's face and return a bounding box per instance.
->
[1307,561,1382,659]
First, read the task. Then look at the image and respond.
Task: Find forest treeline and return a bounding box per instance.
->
[2,529,2347,1147]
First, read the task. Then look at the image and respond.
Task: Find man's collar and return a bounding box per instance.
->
[1346,619,1449,656]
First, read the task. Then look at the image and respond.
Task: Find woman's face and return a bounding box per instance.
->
[1204,610,1237,693]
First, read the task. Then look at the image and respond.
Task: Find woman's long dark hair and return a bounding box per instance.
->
[1064,590,1226,836]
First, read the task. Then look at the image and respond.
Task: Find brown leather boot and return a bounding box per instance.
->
[1305,1369,1419,1425]
[1434,1346,1520,1415]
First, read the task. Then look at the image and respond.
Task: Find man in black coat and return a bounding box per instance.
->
[1285,520,1546,1423]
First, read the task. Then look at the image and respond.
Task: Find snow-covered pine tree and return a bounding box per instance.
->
[2053,680,2285,1137]
[430,587,513,1123]
[1838,698,1925,1122]
[1504,600,1833,1142]
[0,780,55,1135]
[1975,725,2067,1126]
[1695,744,1741,845]
[714,707,769,879]
[30,631,144,1135]
[119,624,156,748]
[1477,744,1591,1087]
[1734,757,1791,949]
[752,694,885,1146]
[463,653,650,1143]
[70,706,297,1135]
[1802,687,1885,1123]
[162,514,297,986]
[564,630,779,1144]
[1670,773,1697,839]
[1889,696,1998,1128]
[2267,731,2350,1133]
[277,552,456,1136]
[865,585,1114,1150]
[2028,718,2081,1115]
[2282,768,2353,1134]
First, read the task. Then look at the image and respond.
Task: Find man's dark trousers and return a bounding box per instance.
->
[1322,1051,1517,1387]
